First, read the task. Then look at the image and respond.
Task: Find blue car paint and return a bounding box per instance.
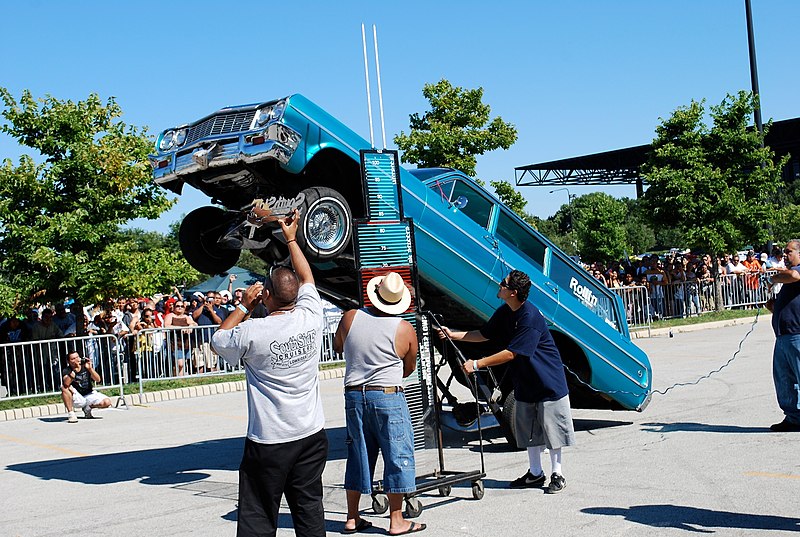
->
[151,94,652,411]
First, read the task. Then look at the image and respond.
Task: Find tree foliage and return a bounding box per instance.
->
[0,88,196,312]
[394,79,518,177]
[641,91,787,254]
[572,193,630,262]
[490,180,527,217]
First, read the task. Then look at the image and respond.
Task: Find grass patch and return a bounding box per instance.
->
[644,307,767,330]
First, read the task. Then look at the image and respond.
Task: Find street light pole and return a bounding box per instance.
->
[744,0,763,137]
[549,188,577,253]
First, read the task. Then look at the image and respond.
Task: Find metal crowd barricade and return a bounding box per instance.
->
[0,333,124,401]
[610,285,651,333]
[660,280,703,319]
[717,271,774,310]
[133,316,345,395]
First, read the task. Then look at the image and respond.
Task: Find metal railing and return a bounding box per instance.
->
[0,334,124,401]
[611,270,776,325]
[0,318,344,400]
[129,324,343,395]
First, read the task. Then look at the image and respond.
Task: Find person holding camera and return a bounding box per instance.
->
[192,290,227,373]
[61,349,112,423]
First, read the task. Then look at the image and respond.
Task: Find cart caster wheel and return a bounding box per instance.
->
[371,494,389,514]
[405,497,423,518]
[471,480,485,500]
[437,485,452,497]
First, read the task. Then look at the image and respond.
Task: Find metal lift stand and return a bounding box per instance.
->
[355,149,486,518]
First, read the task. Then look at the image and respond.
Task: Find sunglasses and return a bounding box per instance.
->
[174,304,185,308]
[499,280,510,288]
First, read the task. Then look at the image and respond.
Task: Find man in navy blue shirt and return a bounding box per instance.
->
[438,270,575,493]
[766,240,800,432]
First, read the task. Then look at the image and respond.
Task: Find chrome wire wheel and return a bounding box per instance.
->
[306,198,348,254]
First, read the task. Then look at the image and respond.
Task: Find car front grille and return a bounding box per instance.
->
[186,111,256,146]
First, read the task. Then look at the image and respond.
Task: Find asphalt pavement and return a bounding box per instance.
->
[1,315,799,536]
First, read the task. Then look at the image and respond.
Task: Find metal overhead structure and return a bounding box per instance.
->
[514,117,800,199]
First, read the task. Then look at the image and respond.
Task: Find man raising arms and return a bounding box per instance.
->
[212,209,327,537]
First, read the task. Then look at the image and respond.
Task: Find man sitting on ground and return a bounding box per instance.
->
[61,349,112,423]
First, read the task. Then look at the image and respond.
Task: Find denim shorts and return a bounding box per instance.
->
[343,389,416,494]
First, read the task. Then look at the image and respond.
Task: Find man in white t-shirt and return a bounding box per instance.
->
[212,209,326,537]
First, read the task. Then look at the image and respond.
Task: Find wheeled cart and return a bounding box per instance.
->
[355,150,488,518]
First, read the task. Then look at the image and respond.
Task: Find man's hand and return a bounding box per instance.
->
[242,283,264,311]
[279,208,300,242]
[83,359,93,371]
[463,360,476,374]
[434,326,451,340]
[229,274,237,283]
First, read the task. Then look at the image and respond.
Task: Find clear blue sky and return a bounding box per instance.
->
[2,1,798,233]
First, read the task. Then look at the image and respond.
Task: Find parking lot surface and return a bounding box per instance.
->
[2,316,798,536]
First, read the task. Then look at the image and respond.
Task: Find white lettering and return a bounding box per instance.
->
[569,277,599,308]
[265,193,306,215]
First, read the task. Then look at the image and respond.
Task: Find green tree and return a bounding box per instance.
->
[641,91,787,255]
[621,198,656,255]
[572,193,630,263]
[490,180,527,217]
[394,79,517,177]
[0,89,194,312]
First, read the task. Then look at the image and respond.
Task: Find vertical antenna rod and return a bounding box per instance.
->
[361,23,375,148]
[372,24,387,150]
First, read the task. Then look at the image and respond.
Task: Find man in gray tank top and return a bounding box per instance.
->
[334,272,426,535]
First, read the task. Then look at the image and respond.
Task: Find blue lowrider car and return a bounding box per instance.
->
[150,94,652,431]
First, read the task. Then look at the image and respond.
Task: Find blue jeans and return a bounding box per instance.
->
[773,335,800,424]
[344,389,416,494]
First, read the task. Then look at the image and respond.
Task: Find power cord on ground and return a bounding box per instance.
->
[563,309,762,399]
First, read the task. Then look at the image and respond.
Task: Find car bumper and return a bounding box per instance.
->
[150,122,301,185]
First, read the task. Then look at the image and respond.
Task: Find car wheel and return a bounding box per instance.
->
[297,187,352,260]
[179,206,240,275]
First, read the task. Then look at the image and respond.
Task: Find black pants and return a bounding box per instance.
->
[237,428,328,537]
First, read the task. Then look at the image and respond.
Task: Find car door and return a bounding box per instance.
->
[416,174,500,317]
[491,208,558,320]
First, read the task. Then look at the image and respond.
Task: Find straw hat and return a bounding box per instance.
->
[366,272,411,315]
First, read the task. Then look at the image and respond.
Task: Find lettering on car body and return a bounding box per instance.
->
[569,277,599,308]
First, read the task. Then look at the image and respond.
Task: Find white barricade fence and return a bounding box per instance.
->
[717,270,775,310]
[661,280,704,319]
[610,285,651,330]
[132,319,345,391]
[0,333,123,400]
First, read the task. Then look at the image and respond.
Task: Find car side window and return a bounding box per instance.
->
[451,180,493,229]
[495,210,546,270]
[428,178,455,201]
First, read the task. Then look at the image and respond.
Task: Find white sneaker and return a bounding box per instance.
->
[83,405,94,419]
[68,411,78,423]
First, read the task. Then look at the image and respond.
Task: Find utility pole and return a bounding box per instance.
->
[744,0,763,137]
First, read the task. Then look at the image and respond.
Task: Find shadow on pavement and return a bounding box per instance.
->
[641,422,770,434]
[6,426,349,486]
[573,418,633,431]
[582,504,800,533]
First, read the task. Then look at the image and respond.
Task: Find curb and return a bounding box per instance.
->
[631,313,768,339]
[0,366,345,423]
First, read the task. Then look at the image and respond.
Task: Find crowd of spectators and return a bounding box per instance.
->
[0,275,250,395]
[583,246,784,321]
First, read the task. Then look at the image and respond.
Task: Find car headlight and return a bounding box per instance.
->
[255,106,274,126]
[159,130,175,151]
[174,128,188,146]
[271,100,286,121]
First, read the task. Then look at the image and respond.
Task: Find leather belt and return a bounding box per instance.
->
[345,385,404,394]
